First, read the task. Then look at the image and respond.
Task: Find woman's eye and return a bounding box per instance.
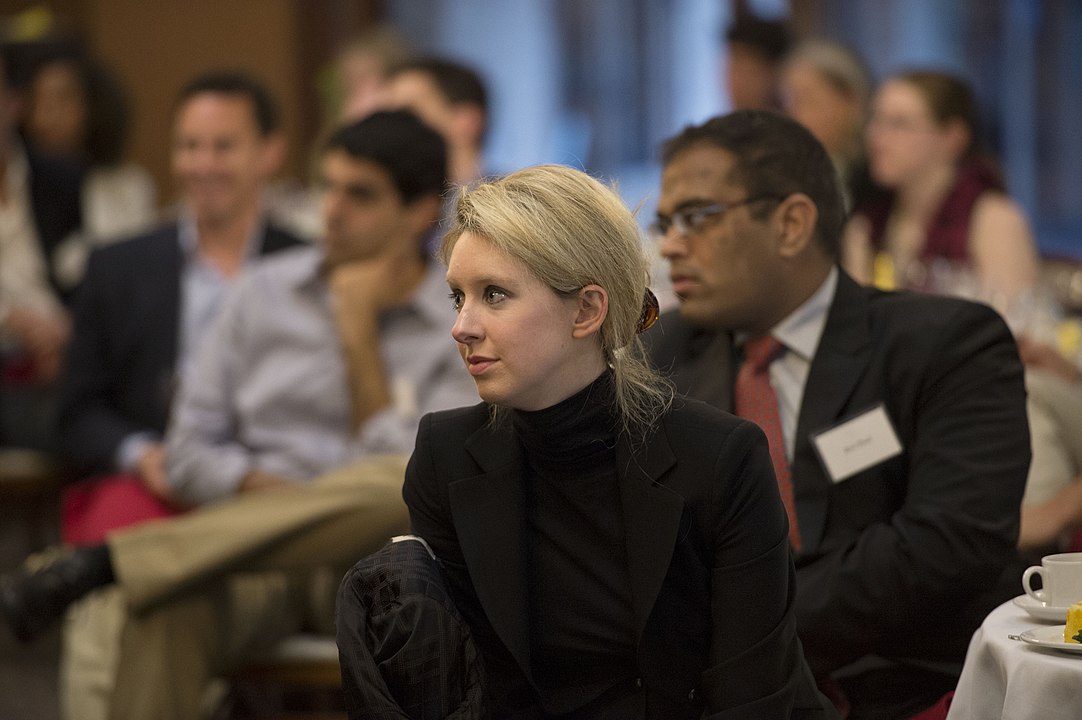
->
[448,291,463,311]
[484,287,507,304]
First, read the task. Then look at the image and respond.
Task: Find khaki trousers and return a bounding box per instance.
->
[59,455,410,720]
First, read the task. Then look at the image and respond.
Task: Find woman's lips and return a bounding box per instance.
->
[467,357,496,376]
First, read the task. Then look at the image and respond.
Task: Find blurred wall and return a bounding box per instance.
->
[87,0,304,204]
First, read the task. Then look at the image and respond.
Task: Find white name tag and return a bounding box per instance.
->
[811,404,903,483]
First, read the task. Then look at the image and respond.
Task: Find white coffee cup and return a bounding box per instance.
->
[1022,552,1082,607]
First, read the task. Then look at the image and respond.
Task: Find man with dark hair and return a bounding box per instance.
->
[386,56,488,185]
[17,68,304,720]
[723,13,790,111]
[648,110,1029,719]
[1,110,477,720]
[175,71,281,137]
[58,70,299,494]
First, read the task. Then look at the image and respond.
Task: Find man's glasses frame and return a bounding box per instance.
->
[649,194,784,242]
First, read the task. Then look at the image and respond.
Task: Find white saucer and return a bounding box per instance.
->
[1013,594,1071,623]
[1016,625,1082,655]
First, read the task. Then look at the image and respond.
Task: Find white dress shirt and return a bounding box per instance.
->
[740,267,838,460]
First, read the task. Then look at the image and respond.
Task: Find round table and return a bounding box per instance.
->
[946,597,1082,719]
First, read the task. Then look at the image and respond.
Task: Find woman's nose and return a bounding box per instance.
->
[451,307,480,344]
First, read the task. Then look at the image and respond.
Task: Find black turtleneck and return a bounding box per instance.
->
[512,371,639,715]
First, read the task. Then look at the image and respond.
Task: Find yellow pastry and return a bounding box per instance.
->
[1065,601,1082,644]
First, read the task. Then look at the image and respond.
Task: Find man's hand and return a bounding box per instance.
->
[135,443,180,505]
[326,254,422,431]
[327,251,422,321]
[239,469,291,493]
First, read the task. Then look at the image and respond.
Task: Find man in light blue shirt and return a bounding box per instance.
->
[2,111,478,720]
[58,72,304,496]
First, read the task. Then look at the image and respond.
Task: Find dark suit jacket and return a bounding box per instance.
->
[404,400,835,719]
[57,221,303,472]
[647,270,1030,683]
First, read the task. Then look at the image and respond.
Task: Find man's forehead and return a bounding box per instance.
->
[321,151,394,188]
[174,92,261,133]
[660,146,740,201]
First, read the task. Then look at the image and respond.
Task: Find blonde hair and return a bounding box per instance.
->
[440,164,673,434]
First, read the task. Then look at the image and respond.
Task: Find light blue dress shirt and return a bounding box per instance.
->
[115,212,263,472]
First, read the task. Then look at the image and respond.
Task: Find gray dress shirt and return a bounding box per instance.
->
[165,245,477,505]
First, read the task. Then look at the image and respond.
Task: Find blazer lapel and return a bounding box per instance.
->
[689,330,737,413]
[447,417,536,686]
[792,271,872,552]
[654,312,736,413]
[147,227,183,413]
[448,414,685,676]
[616,423,682,636]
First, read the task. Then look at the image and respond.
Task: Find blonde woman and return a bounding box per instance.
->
[338,166,833,718]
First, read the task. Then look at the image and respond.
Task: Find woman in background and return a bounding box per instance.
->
[842,69,1037,300]
[22,48,156,286]
[341,165,833,718]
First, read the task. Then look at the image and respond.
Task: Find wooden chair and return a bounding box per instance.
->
[0,448,62,560]
[217,633,345,720]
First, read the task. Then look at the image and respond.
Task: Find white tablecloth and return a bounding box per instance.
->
[947,598,1082,719]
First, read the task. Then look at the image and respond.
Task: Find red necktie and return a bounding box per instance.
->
[734,335,801,551]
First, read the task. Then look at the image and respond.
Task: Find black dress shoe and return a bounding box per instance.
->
[0,546,112,643]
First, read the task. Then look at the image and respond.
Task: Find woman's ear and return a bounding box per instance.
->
[572,284,608,339]
[943,118,972,161]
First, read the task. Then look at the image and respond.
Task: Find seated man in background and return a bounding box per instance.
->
[1,110,478,720]
[722,12,790,112]
[647,110,1029,719]
[59,71,302,506]
[52,70,305,720]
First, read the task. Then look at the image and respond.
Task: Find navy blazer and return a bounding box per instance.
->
[404,399,834,719]
[647,270,1030,683]
[57,221,304,473]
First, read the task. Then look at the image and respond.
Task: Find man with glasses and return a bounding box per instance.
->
[647,111,1029,719]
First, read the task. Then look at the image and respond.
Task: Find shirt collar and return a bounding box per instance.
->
[769,266,838,362]
[177,207,267,262]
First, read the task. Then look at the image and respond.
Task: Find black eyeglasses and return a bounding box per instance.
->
[648,194,783,242]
